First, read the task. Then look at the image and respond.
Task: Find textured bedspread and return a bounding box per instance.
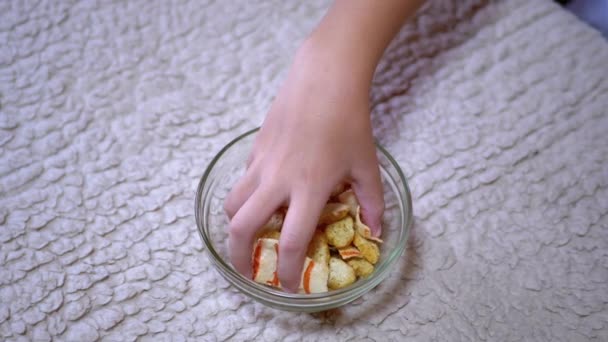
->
[1,0,608,341]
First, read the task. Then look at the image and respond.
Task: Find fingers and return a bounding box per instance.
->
[224,170,257,219]
[351,159,385,237]
[228,186,285,278]
[278,190,328,292]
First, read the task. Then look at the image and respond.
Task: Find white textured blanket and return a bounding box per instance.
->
[1,0,607,341]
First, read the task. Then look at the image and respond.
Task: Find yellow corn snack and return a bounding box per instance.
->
[353,231,380,265]
[327,257,356,290]
[325,216,355,248]
[347,258,375,278]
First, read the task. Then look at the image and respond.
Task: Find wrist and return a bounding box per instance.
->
[296,0,424,87]
[296,34,376,90]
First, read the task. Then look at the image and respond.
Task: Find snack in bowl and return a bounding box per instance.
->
[250,185,383,293]
[325,216,355,248]
[307,230,331,265]
[318,203,350,225]
[328,257,356,290]
[252,238,329,293]
[196,128,412,311]
[347,258,375,278]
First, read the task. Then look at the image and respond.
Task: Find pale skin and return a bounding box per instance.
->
[224,0,425,292]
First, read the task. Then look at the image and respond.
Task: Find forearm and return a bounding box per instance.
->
[302,0,425,84]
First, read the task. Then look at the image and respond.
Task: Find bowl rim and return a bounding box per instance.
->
[195,128,413,307]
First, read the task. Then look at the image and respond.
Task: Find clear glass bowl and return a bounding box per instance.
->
[195,128,412,312]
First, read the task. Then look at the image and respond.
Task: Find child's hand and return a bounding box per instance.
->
[224,41,384,292]
[224,0,424,292]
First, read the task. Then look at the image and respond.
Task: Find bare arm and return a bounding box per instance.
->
[305,0,424,84]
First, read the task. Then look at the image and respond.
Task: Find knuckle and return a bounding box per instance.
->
[289,164,324,188]
[261,164,290,187]
[224,183,245,216]
[223,197,236,217]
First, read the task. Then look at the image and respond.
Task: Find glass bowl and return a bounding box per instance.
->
[195,128,412,312]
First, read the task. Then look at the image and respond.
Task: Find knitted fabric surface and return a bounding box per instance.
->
[1,0,607,341]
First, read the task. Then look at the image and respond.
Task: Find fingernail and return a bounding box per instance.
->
[373,226,382,237]
[362,210,382,236]
[370,217,383,237]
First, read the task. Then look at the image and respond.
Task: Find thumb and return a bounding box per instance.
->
[351,162,384,237]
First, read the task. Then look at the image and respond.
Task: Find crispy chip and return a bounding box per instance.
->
[252,238,280,287]
[300,257,329,294]
[328,257,356,289]
[337,246,361,260]
[307,230,330,265]
[347,258,374,278]
[325,216,355,248]
[252,239,329,293]
[318,203,350,225]
[353,232,380,265]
